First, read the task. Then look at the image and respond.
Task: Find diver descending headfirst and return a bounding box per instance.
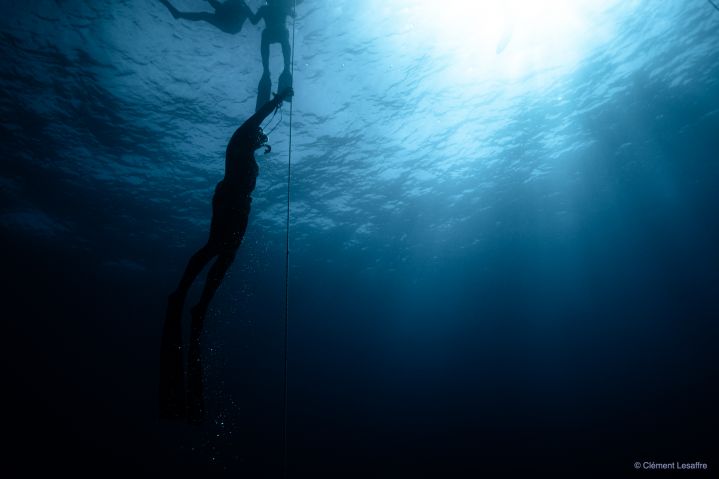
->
[250,0,296,111]
[166,86,294,341]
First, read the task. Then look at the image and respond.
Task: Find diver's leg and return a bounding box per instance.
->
[159,0,180,19]
[170,244,216,306]
[177,11,216,24]
[171,189,227,306]
[161,242,216,420]
[160,1,220,27]
[261,30,270,74]
[190,250,237,339]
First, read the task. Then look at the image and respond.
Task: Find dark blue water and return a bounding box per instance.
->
[2,0,718,476]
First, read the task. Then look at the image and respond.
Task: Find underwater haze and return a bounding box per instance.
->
[2,0,718,476]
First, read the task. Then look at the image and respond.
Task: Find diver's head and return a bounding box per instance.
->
[252,127,271,154]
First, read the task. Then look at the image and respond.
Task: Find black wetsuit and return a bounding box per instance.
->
[167,93,285,327]
[208,93,284,251]
[251,2,294,72]
[209,124,260,251]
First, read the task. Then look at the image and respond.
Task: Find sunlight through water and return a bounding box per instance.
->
[368,0,640,86]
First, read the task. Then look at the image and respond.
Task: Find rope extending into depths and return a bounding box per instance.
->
[283,0,296,476]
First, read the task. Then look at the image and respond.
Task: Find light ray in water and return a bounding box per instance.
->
[375,0,638,82]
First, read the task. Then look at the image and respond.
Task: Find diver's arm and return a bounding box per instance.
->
[249,5,265,25]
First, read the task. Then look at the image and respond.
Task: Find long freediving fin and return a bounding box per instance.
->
[159,295,186,420]
[256,72,272,112]
[278,69,293,103]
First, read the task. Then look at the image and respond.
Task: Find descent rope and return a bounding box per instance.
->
[282,0,297,476]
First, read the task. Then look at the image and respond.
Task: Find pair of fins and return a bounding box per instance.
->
[256,69,293,111]
[159,295,206,423]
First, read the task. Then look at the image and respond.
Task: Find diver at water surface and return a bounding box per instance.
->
[159,0,250,34]
[250,0,295,75]
[250,0,296,110]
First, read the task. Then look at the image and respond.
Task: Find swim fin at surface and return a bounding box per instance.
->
[278,69,293,103]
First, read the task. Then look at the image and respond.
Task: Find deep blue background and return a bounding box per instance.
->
[2,0,718,477]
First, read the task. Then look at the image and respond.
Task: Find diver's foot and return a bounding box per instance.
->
[159,0,180,19]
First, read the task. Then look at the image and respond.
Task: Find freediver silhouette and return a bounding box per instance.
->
[160,86,295,422]
[249,0,296,111]
[159,0,251,34]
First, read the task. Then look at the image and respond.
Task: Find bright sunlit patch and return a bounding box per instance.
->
[378,0,631,83]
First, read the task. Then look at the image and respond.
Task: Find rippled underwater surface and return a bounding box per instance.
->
[2,0,718,476]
